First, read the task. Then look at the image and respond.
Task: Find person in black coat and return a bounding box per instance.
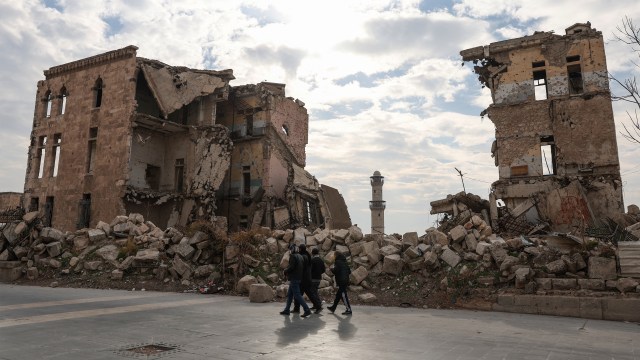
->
[309,247,326,313]
[328,252,352,315]
[293,244,322,312]
[280,244,311,317]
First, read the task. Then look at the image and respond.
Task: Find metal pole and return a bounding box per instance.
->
[455,167,466,193]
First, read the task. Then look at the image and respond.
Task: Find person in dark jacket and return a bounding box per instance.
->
[280,244,311,317]
[293,244,322,313]
[328,252,352,315]
[309,247,326,313]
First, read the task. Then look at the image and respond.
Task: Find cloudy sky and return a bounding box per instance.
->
[1,0,640,234]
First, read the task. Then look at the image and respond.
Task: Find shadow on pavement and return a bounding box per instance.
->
[331,313,357,341]
[275,314,326,347]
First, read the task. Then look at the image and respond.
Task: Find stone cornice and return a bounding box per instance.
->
[44,45,138,79]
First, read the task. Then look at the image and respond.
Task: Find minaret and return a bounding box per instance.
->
[369,171,385,234]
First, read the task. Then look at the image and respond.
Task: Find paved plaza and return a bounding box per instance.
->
[0,284,638,359]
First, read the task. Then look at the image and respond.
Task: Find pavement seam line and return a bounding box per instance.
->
[0,294,162,311]
[0,297,223,328]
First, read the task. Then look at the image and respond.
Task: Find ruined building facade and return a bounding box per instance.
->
[23,46,350,232]
[461,23,624,232]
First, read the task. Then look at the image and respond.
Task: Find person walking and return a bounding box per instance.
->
[293,244,322,313]
[328,252,352,315]
[280,244,311,317]
[309,247,326,313]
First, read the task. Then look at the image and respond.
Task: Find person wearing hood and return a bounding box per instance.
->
[328,253,352,315]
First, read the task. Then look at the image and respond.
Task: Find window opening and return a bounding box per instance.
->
[145,164,161,190]
[87,128,97,173]
[567,64,584,94]
[246,115,254,136]
[540,135,557,176]
[29,197,39,212]
[243,166,251,196]
[37,136,47,178]
[77,194,91,229]
[45,90,53,118]
[59,87,68,115]
[43,196,54,227]
[175,158,184,192]
[239,215,248,230]
[52,134,61,177]
[566,55,581,63]
[282,125,289,136]
[533,70,547,100]
[532,61,545,68]
[93,78,103,108]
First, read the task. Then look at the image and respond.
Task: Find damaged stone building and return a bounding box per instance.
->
[22,46,350,232]
[460,22,624,232]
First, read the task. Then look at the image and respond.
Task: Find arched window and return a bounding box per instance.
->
[45,90,53,117]
[93,78,103,108]
[59,86,68,115]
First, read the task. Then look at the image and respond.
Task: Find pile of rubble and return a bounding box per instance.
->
[1,208,640,308]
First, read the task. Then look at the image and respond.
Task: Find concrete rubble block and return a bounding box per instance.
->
[358,293,377,303]
[13,246,27,259]
[402,232,419,248]
[84,260,103,271]
[489,244,508,265]
[424,251,439,268]
[22,211,39,224]
[464,233,478,252]
[536,278,552,290]
[321,238,333,251]
[335,245,350,256]
[176,242,196,260]
[249,284,274,303]
[172,256,192,278]
[266,273,279,283]
[195,240,210,250]
[403,246,421,259]
[96,244,119,262]
[275,284,288,298]
[134,248,160,263]
[605,280,618,290]
[578,278,605,291]
[545,259,567,274]
[96,221,111,236]
[367,248,381,266]
[128,213,144,224]
[279,251,290,269]
[111,269,124,280]
[243,254,261,268]
[349,242,365,257]
[277,240,289,253]
[471,215,485,227]
[194,265,215,278]
[225,245,239,260]
[118,256,134,271]
[294,228,310,244]
[476,242,491,255]
[417,243,430,254]
[0,261,22,281]
[40,227,65,243]
[314,230,330,244]
[272,230,286,239]
[561,254,577,274]
[325,251,337,264]
[588,257,617,280]
[283,229,294,243]
[349,266,369,285]
[112,222,132,234]
[265,237,278,254]
[449,225,467,243]
[407,258,426,271]
[440,248,461,268]
[464,252,480,262]
[48,259,62,269]
[305,236,317,247]
[110,215,128,227]
[46,241,62,258]
[616,278,639,293]
[382,237,402,248]
[26,267,39,280]
[348,226,364,242]
[380,245,400,257]
[13,222,27,238]
[382,254,404,275]
[499,256,519,272]
[571,253,587,271]
[505,238,523,250]
[552,278,579,290]
[332,229,350,242]
[236,275,258,294]
[361,241,378,256]
[428,230,449,247]
[188,231,208,245]
[2,223,18,245]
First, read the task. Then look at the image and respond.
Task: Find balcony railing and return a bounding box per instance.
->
[369,200,386,210]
